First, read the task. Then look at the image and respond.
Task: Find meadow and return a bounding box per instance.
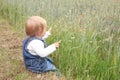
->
[0,0,120,80]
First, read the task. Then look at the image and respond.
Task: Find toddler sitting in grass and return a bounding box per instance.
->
[22,16,60,75]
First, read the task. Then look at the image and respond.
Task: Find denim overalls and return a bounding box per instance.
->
[22,37,57,73]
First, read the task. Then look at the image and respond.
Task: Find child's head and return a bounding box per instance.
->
[25,16,47,37]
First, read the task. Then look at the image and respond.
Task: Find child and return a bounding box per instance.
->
[22,16,60,74]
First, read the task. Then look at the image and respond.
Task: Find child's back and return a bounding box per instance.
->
[22,16,60,74]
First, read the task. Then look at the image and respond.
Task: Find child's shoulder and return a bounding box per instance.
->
[26,37,42,42]
[24,37,44,46]
[29,38,44,45]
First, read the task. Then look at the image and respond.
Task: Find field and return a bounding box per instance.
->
[0,0,120,80]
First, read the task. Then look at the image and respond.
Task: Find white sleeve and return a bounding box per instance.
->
[42,31,51,40]
[27,40,56,57]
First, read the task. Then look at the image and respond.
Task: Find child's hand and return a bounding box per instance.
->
[48,28,52,33]
[54,41,60,48]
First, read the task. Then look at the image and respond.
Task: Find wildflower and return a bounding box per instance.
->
[80,27,86,35]
[114,0,120,3]
[78,14,84,25]
[109,16,114,20]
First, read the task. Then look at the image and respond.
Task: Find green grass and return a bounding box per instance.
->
[0,0,120,80]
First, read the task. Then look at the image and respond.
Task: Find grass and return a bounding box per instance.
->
[0,0,120,80]
[0,18,65,80]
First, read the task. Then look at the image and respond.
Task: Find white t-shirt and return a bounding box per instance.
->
[27,32,56,57]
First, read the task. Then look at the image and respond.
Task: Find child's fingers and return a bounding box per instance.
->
[58,40,61,43]
[48,27,52,31]
[54,42,59,48]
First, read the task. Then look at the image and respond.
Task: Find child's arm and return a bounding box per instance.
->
[42,28,51,39]
[27,40,60,57]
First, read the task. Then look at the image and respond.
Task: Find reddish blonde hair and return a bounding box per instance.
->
[25,16,46,37]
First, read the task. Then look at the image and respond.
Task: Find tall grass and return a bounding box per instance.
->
[0,0,120,79]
